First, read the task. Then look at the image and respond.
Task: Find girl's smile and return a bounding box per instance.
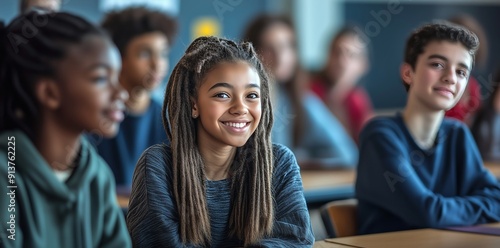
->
[193,61,262,148]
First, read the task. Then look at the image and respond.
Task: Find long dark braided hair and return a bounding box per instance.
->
[0,11,106,138]
[162,36,274,246]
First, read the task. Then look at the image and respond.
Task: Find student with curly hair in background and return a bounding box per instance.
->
[90,7,178,189]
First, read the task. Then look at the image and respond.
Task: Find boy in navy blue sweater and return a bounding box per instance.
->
[356,22,500,235]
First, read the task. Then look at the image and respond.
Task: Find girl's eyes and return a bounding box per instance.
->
[212,92,260,99]
[214,93,230,98]
[247,93,260,99]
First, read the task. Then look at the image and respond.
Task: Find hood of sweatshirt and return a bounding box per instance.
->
[0,130,100,203]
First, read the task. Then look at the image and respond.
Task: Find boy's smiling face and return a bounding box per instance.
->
[402,40,473,111]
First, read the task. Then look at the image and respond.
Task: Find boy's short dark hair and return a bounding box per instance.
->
[101,6,178,56]
[402,21,479,91]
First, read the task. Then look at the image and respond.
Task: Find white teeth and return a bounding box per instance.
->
[224,122,247,128]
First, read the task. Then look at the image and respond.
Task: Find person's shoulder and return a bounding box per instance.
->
[358,114,409,147]
[441,117,472,138]
[138,143,172,165]
[272,143,299,176]
[361,115,401,135]
[273,143,295,160]
[441,117,467,129]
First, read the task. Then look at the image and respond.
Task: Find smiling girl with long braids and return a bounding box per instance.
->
[126,36,314,247]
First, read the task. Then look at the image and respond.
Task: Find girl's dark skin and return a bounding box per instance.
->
[33,35,127,170]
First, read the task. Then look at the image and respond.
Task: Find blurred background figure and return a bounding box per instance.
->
[90,7,177,190]
[20,0,61,13]
[310,25,374,144]
[445,14,489,124]
[243,14,358,168]
[471,68,500,162]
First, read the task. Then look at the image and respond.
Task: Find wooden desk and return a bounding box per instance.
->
[485,161,500,179]
[300,169,356,204]
[117,195,129,209]
[315,223,500,248]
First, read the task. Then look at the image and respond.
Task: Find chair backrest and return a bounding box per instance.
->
[320,198,358,238]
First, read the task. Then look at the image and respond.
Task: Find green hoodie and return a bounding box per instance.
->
[0,130,131,248]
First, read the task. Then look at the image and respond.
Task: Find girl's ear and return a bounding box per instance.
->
[400,63,413,86]
[35,78,61,110]
[191,97,199,118]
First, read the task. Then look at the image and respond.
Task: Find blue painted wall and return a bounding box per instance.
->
[0,0,270,100]
[2,1,499,109]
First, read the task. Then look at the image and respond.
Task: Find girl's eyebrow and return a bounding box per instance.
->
[246,83,260,89]
[209,82,232,90]
[208,82,260,91]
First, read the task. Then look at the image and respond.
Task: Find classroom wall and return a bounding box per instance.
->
[0,0,276,101]
[151,0,273,100]
[2,0,499,109]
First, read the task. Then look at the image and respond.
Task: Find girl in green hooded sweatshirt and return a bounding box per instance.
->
[0,10,131,247]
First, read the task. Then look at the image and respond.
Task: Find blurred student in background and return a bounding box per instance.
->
[310,25,374,143]
[20,0,61,13]
[90,7,177,189]
[356,21,500,235]
[471,68,500,162]
[0,11,131,247]
[445,14,489,124]
[243,14,358,168]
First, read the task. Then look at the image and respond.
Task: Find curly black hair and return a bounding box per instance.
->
[403,21,479,91]
[101,6,178,56]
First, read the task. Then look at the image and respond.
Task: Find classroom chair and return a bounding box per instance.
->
[320,198,358,238]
